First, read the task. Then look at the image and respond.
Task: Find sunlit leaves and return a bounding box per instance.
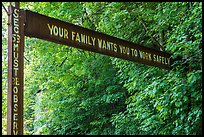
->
[110,2,202,135]
[1,2,202,135]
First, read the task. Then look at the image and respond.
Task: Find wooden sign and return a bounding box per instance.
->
[7,5,25,135]
[23,10,177,70]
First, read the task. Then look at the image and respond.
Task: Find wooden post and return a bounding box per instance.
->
[7,2,25,135]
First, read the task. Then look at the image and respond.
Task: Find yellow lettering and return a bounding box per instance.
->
[119,45,130,55]
[16,34,20,44]
[47,24,53,35]
[81,34,86,43]
[75,32,81,42]
[13,50,18,58]
[12,34,16,43]
[13,17,19,34]
[64,29,68,39]
[14,94,18,103]
[48,24,69,39]
[157,55,161,62]
[13,86,18,94]
[72,31,76,41]
[131,48,138,57]
[167,58,170,65]
[162,57,165,64]
[14,59,18,68]
[91,37,96,46]
[113,44,118,52]
[12,34,20,44]
[59,27,64,38]
[13,77,20,86]
[119,45,123,54]
[13,43,19,50]
[87,36,92,45]
[148,53,152,61]
[53,26,58,36]
[13,26,19,34]
[13,18,19,26]
[106,41,112,50]
[139,50,143,59]
[139,51,152,60]
[13,9,19,18]
[153,54,165,64]
[127,47,130,55]
[153,54,156,62]
[98,39,102,48]
[14,113,18,121]
[102,40,107,49]
[13,130,18,135]
[13,67,19,76]
[13,122,18,129]
[14,104,18,112]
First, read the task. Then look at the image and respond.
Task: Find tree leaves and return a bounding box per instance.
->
[1,2,202,135]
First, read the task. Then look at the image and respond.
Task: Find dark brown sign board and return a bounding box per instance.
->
[23,10,178,70]
[7,5,24,135]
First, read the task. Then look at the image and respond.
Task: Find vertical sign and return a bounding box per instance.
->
[7,4,24,135]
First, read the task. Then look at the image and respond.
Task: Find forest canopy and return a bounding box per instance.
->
[2,2,202,135]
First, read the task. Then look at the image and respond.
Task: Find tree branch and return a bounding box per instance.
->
[2,4,9,15]
[139,18,165,51]
[24,56,30,62]
[58,57,67,67]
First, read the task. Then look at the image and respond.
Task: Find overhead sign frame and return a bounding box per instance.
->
[7,3,181,135]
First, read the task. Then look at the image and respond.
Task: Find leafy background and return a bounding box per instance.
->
[2,2,202,135]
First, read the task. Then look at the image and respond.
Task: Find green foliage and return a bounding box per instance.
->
[109,2,202,135]
[2,2,202,135]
